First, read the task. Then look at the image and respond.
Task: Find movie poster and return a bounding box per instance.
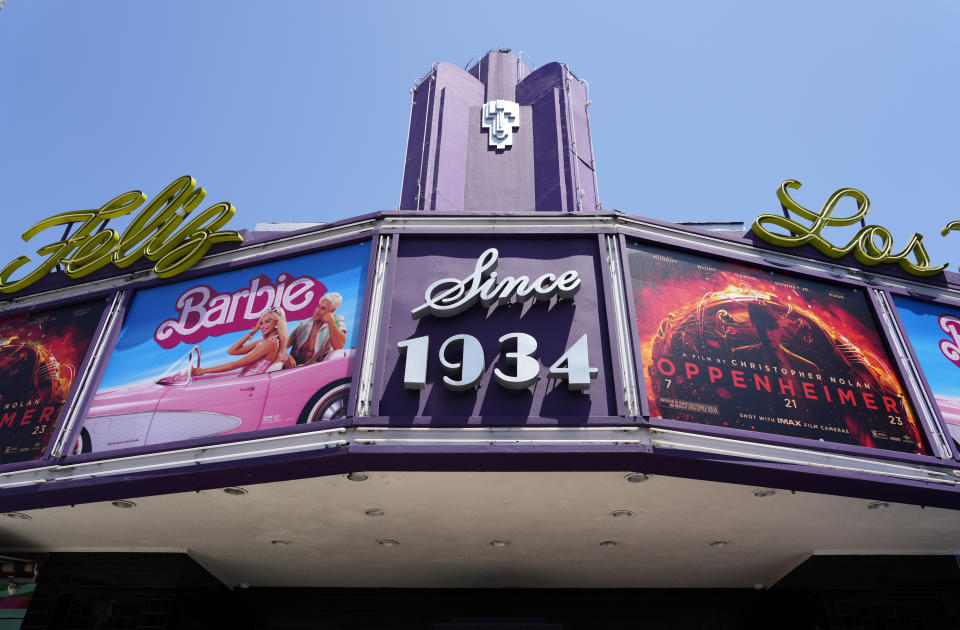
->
[79,241,369,454]
[892,295,960,447]
[0,301,105,464]
[627,241,926,454]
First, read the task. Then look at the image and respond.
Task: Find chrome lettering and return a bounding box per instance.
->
[411,248,581,319]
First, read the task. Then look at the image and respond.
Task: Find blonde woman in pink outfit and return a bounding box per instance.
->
[192,307,289,377]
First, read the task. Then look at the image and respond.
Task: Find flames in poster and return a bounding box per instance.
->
[0,302,103,464]
[627,242,925,454]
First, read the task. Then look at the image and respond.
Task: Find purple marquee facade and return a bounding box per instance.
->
[1,51,959,517]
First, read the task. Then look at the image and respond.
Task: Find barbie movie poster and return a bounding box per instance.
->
[892,295,960,447]
[0,301,104,464]
[79,241,369,454]
[627,242,925,454]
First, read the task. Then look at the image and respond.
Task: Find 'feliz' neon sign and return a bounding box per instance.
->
[0,176,243,294]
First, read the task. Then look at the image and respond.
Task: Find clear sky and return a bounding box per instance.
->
[1,1,959,280]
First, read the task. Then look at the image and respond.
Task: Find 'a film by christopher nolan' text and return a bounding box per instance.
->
[0,301,104,464]
[627,242,925,454]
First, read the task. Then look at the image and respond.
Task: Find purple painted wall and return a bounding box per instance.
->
[399,51,600,213]
[377,236,618,422]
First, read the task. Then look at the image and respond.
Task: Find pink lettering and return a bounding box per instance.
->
[938,315,960,368]
[153,273,326,349]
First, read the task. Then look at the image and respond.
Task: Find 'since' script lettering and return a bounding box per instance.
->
[411,248,581,319]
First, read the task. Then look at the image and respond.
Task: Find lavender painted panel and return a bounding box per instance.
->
[378,237,616,421]
[429,64,484,211]
[519,65,578,214]
[400,63,485,211]
[530,89,567,211]
[399,77,428,210]
[463,104,536,211]
[431,87,469,211]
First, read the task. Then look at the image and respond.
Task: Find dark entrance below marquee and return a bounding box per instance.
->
[19,554,960,629]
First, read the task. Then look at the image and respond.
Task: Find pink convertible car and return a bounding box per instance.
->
[76,348,355,454]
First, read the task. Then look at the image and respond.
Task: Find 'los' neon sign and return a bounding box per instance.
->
[752,179,959,278]
[0,176,243,293]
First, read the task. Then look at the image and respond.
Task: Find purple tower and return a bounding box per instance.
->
[399,50,600,213]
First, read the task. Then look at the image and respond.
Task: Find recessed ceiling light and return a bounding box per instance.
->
[111,500,136,509]
[599,540,617,548]
[610,510,635,518]
[363,508,386,517]
[489,540,510,547]
[223,487,248,496]
[709,540,729,548]
[753,489,776,498]
[377,539,399,547]
[867,501,890,510]
[270,540,292,546]
[625,473,649,483]
[347,472,369,482]
[3,512,30,520]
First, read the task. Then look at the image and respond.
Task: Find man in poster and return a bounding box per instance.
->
[732,302,819,375]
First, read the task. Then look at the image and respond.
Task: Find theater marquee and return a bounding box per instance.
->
[627,240,926,454]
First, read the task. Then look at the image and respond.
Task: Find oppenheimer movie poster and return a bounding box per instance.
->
[0,300,104,464]
[627,242,925,454]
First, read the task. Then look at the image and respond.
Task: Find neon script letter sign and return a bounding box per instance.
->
[752,179,949,277]
[0,176,243,293]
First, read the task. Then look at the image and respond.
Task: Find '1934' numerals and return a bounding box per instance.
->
[398,333,598,392]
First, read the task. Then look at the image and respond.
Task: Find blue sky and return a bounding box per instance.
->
[1,2,959,276]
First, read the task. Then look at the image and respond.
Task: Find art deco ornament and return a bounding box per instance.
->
[481,99,520,149]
